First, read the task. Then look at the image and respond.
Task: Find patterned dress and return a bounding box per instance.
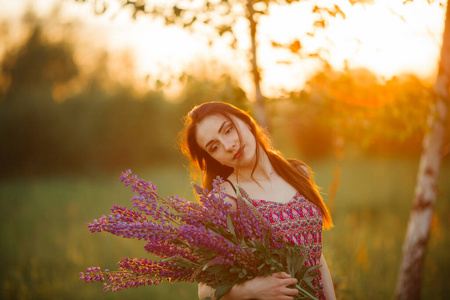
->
[249,193,325,300]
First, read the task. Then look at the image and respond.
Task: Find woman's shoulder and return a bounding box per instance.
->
[221,180,237,196]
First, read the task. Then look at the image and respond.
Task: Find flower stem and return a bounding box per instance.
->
[295,284,318,300]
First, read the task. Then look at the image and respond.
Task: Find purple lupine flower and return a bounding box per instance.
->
[80,170,319,300]
[143,241,197,261]
[177,224,233,256]
[79,266,104,283]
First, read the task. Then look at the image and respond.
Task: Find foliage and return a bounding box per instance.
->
[1,26,78,101]
[1,159,449,299]
[80,170,320,299]
[73,0,372,129]
[0,16,248,178]
[282,66,435,160]
[73,0,366,49]
[0,6,444,178]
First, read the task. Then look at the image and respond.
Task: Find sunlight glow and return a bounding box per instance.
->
[256,0,444,96]
[0,0,445,98]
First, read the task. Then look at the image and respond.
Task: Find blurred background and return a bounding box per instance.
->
[0,0,449,299]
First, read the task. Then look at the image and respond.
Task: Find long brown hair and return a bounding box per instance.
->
[179,101,332,229]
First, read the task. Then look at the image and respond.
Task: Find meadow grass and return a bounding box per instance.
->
[0,156,448,300]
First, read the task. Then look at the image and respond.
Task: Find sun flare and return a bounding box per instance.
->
[256,0,444,96]
[0,0,445,98]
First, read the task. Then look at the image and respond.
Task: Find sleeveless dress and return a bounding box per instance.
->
[249,193,325,300]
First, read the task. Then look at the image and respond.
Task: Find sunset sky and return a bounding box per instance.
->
[0,0,446,99]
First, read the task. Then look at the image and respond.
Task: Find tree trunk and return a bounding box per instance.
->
[246,0,270,130]
[395,2,450,299]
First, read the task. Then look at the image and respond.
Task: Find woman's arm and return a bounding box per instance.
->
[198,282,253,300]
[319,254,336,300]
[198,283,217,300]
[198,272,299,300]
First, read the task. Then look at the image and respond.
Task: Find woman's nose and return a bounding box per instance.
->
[223,139,235,151]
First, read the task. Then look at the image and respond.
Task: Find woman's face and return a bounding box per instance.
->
[195,114,257,169]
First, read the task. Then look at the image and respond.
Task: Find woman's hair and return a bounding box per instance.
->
[179,101,332,229]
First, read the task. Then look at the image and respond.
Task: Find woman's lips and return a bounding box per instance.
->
[233,146,244,160]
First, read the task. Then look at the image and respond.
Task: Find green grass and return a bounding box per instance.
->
[0,157,449,300]
[310,154,450,300]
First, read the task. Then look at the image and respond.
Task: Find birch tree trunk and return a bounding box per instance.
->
[246,0,270,130]
[395,2,450,299]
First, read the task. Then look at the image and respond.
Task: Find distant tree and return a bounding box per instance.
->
[282,65,434,216]
[0,11,252,176]
[395,0,450,299]
[289,66,432,155]
[0,23,78,103]
[0,16,79,176]
[72,0,366,130]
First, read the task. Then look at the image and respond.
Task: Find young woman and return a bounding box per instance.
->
[180,102,335,300]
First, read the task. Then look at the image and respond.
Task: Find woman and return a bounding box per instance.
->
[180,102,335,300]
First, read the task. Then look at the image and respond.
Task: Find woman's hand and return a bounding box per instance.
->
[199,272,299,300]
[229,272,299,300]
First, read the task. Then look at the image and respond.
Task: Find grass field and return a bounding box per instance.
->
[1,155,449,300]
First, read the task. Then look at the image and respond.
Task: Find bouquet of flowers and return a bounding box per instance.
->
[79,170,320,299]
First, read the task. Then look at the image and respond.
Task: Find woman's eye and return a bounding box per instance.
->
[225,126,233,134]
[210,145,218,153]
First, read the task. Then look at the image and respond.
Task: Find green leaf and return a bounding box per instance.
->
[214,284,234,300]
[202,260,214,271]
[235,184,261,217]
[286,254,292,270]
[161,254,199,268]
[303,276,316,292]
[227,213,235,236]
[256,240,267,253]
[247,240,256,248]
[173,6,183,17]
[237,268,247,279]
[292,249,308,276]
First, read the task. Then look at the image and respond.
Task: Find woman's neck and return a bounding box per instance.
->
[232,147,274,182]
